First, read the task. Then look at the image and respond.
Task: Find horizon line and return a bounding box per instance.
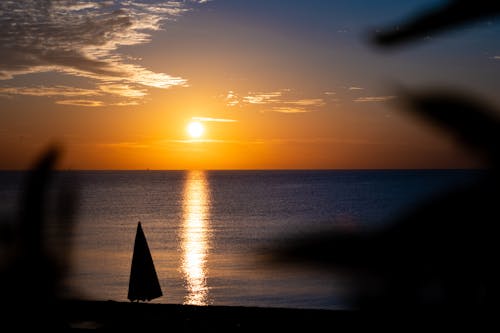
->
[0,167,486,172]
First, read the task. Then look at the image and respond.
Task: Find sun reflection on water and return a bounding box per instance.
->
[181,170,210,305]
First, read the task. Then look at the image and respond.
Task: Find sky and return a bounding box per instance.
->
[1,0,499,170]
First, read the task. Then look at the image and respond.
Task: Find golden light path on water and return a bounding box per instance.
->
[181,170,210,305]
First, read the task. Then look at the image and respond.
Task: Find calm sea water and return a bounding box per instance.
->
[0,170,479,309]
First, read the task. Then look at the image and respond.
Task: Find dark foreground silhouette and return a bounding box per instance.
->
[0,147,346,332]
[1,1,499,331]
[0,146,78,331]
[270,0,500,326]
[373,0,500,47]
[271,91,499,313]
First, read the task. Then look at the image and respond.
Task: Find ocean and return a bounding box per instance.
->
[0,170,479,310]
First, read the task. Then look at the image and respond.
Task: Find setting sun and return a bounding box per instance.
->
[187,121,204,138]
[0,0,495,321]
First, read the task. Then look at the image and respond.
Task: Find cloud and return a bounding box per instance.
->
[0,86,98,97]
[492,56,500,60]
[192,117,237,123]
[226,89,326,113]
[270,107,310,114]
[98,84,147,98]
[56,99,104,107]
[349,86,364,90]
[354,96,396,103]
[267,137,400,145]
[0,0,207,105]
[286,99,325,106]
[0,84,148,106]
[113,100,141,106]
[160,138,265,145]
[243,91,283,104]
[225,91,240,107]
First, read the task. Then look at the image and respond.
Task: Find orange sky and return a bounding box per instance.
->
[1,0,496,170]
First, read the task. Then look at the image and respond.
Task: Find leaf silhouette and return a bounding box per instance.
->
[373,0,500,47]
[268,0,500,316]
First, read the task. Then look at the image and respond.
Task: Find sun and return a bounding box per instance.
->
[187,121,204,138]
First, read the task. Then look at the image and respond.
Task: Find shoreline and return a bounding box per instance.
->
[5,298,490,331]
[59,299,492,332]
[61,299,355,331]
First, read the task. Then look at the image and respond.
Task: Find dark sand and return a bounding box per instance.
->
[61,300,355,332]
[59,299,494,332]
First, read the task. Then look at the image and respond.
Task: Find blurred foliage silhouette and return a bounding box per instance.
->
[373,0,500,47]
[1,0,499,330]
[270,0,500,320]
[0,146,78,330]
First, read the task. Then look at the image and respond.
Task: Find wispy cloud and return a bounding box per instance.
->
[354,96,396,103]
[349,86,364,91]
[269,107,311,114]
[0,86,98,97]
[0,84,147,106]
[226,89,326,113]
[98,84,147,98]
[0,0,207,105]
[243,92,283,104]
[267,137,402,145]
[192,117,237,123]
[56,99,104,107]
[286,99,325,106]
[161,138,265,145]
[225,91,240,107]
[492,56,500,60]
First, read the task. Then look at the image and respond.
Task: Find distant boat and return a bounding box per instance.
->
[128,222,163,302]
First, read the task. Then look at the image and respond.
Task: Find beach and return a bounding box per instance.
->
[56,299,489,332]
[62,299,352,332]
